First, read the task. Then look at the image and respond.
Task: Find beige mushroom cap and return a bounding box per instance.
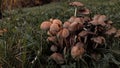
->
[50,53,64,64]
[71,42,85,59]
[69,1,84,7]
[50,23,60,32]
[40,21,52,30]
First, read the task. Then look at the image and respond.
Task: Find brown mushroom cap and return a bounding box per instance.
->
[50,23,60,32]
[40,21,52,30]
[71,42,85,59]
[78,31,88,37]
[90,15,106,26]
[0,30,4,36]
[91,36,105,44]
[47,36,56,42]
[114,30,120,38]
[50,53,64,64]
[79,8,90,15]
[57,28,69,38]
[69,1,84,7]
[52,19,62,27]
[61,28,70,38]
[68,16,76,23]
[63,21,71,28]
[105,27,117,35]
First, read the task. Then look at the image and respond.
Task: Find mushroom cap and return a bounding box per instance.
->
[68,22,83,32]
[40,21,52,30]
[71,42,85,59]
[91,36,105,44]
[79,8,90,15]
[52,19,62,27]
[57,28,69,38]
[50,45,57,52]
[47,36,56,42]
[105,27,117,35]
[78,31,88,37]
[69,1,84,7]
[50,23,60,32]
[68,22,79,32]
[50,53,64,64]
[90,15,106,26]
[0,30,4,36]
[63,21,71,28]
[114,30,120,38]
[74,17,84,24]
[61,28,70,38]
[97,15,107,26]
[68,16,76,23]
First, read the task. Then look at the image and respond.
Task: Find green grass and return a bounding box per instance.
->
[0,0,120,68]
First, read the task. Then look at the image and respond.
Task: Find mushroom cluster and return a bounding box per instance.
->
[40,1,120,64]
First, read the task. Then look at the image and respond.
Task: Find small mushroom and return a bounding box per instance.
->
[50,23,60,32]
[68,22,83,32]
[91,36,106,48]
[50,45,57,52]
[47,36,56,42]
[61,28,70,38]
[68,16,76,23]
[57,28,69,38]
[114,30,120,38]
[79,8,90,15]
[40,21,52,30]
[69,1,84,7]
[71,42,85,59]
[105,27,117,35]
[63,21,71,28]
[69,2,84,16]
[97,15,107,26]
[52,19,62,27]
[50,53,64,64]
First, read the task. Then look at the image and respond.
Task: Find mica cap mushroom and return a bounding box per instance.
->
[105,27,117,35]
[91,36,106,44]
[50,53,64,64]
[69,1,84,7]
[40,21,52,30]
[71,42,85,59]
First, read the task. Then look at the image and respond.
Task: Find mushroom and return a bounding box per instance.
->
[97,15,107,26]
[50,45,57,52]
[69,1,84,7]
[40,21,52,30]
[68,16,76,23]
[69,2,84,16]
[50,53,64,64]
[105,27,117,35]
[50,23,60,33]
[79,8,90,15]
[91,36,106,48]
[71,42,85,59]
[63,21,71,28]
[52,19,62,27]
[57,28,69,38]
[68,22,83,32]
[90,15,106,26]
[114,30,120,38]
[47,36,56,42]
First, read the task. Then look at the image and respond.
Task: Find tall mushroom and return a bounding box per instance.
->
[69,1,84,16]
[91,36,106,48]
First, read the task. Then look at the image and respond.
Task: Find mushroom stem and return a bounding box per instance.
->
[74,7,77,17]
[94,43,98,48]
[84,36,87,44]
